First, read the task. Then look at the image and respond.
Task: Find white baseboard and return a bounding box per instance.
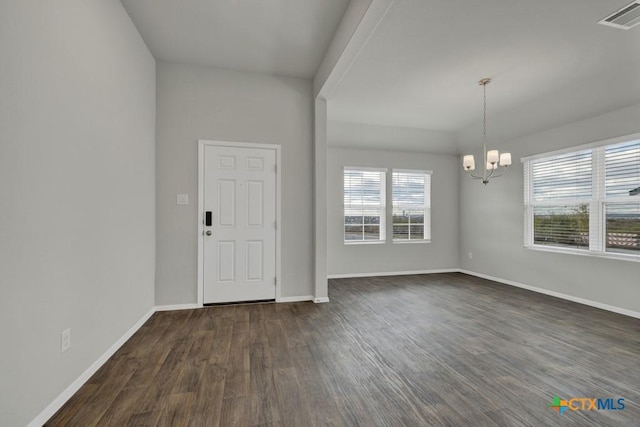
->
[277,295,314,303]
[27,267,639,425]
[154,303,200,311]
[28,307,155,427]
[327,269,459,279]
[460,269,640,319]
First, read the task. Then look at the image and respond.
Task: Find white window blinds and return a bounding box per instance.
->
[529,150,592,249]
[343,168,386,242]
[523,136,640,260]
[392,170,431,241]
[604,140,640,254]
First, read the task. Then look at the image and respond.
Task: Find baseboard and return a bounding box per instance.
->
[277,295,314,303]
[28,307,156,427]
[327,269,459,279]
[154,303,200,311]
[459,269,640,319]
[314,297,330,303]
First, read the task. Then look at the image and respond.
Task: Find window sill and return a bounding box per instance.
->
[393,239,431,244]
[524,244,640,263]
[344,240,386,245]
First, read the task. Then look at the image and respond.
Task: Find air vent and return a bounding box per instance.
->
[599,1,640,29]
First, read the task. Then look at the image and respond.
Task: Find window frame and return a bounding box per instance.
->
[523,132,640,262]
[391,169,432,243]
[343,166,387,244]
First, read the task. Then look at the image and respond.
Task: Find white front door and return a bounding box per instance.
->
[202,144,277,304]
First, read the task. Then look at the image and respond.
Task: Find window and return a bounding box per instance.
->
[343,168,386,242]
[524,135,640,261]
[392,170,431,241]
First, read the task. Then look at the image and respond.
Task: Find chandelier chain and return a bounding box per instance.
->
[483,82,487,143]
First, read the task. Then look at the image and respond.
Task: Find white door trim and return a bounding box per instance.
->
[197,139,282,305]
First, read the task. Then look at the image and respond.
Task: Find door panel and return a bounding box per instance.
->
[217,180,236,227]
[203,145,277,303]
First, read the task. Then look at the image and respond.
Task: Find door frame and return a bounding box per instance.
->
[197,139,282,306]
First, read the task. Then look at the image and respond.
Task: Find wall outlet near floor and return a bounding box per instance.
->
[61,328,71,353]
[468,252,473,259]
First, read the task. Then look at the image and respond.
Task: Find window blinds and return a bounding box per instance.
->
[343,168,386,241]
[524,137,640,259]
[392,171,431,240]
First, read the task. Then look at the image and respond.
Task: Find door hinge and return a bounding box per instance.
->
[274,277,277,286]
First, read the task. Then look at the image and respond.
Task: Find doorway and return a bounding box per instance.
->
[197,140,281,304]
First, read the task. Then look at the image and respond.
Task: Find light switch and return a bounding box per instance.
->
[177,194,189,205]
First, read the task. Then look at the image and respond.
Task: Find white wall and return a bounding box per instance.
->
[459,103,640,314]
[329,120,458,154]
[327,146,459,276]
[156,62,314,304]
[0,1,156,425]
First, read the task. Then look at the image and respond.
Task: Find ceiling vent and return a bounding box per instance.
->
[599,1,640,29]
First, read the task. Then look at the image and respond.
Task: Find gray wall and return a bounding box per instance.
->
[327,147,460,276]
[0,1,156,425]
[156,62,314,304]
[459,102,640,313]
[329,120,457,154]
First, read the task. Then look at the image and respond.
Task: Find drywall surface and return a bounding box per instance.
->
[156,62,314,304]
[0,1,156,425]
[329,120,458,154]
[459,103,640,313]
[327,147,459,276]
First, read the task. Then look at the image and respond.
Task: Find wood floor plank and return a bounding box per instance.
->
[248,342,281,425]
[219,396,251,427]
[208,318,233,366]
[155,392,195,427]
[45,273,640,426]
[272,367,308,427]
[188,366,226,427]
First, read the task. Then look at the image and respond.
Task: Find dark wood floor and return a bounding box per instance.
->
[46,273,640,426]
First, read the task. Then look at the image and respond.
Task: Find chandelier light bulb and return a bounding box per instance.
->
[487,150,499,164]
[500,152,512,166]
[463,155,475,170]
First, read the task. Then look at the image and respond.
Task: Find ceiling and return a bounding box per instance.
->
[328,0,640,133]
[120,0,350,79]
[120,0,640,143]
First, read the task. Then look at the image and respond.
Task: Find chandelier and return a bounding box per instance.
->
[462,78,511,184]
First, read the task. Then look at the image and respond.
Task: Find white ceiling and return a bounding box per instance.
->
[328,0,640,133]
[120,0,640,145]
[120,0,350,79]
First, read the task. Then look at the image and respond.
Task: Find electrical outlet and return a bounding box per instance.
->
[468,252,473,259]
[61,328,71,353]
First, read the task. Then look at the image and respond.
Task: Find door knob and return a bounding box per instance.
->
[205,230,212,236]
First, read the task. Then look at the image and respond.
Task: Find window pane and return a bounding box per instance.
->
[605,140,640,198]
[533,205,589,249]
[393,224,408,240]
[363,225,380,240]
[393,171,430,240]
[606,203,640,254]
[532,150,592,202]
[344,225,363,241]
[410,224,424,240]
[345,216,363,225]
[364,216,380,224]
[393,214,409,224]
[344,169,385,242]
